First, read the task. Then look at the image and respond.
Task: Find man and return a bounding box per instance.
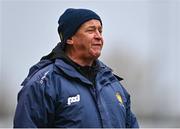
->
[14,8,139,128]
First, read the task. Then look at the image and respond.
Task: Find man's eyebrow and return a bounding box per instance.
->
[86,25,102,29]
[87,26,96,29]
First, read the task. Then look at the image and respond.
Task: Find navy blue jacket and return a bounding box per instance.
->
[14,58,139,128]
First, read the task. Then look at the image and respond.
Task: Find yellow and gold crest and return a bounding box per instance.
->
[116,92,123,104]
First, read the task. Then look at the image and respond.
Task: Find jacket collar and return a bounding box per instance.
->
[54,58,112,86]
[54,59,93,85]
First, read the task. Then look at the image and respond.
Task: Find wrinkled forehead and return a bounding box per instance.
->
[78,19,102,30]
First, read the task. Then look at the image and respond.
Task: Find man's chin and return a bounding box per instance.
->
[91,52,101,59]
[89,49,102,59]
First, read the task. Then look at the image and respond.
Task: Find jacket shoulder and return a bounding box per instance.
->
[21,60,58,87]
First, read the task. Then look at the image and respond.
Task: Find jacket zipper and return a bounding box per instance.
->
[89,84,103,127]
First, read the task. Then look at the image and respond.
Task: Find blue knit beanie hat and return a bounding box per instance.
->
[58,8,102,43]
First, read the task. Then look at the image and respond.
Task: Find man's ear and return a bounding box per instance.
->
[66,37,73,45]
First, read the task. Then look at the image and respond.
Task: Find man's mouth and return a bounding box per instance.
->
[92,43,102,47]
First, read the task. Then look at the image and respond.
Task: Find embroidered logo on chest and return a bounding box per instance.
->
[116,92,123,104]
[67,94,80,105]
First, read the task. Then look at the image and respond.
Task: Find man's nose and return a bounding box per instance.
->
[94,30,102,39]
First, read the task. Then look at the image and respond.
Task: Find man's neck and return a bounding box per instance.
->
[66,53,94,67]
[65,46,97,66]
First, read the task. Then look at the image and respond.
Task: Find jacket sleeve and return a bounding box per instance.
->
[121,85,139,128]
[129,111,139,128]
[13,75,57,128]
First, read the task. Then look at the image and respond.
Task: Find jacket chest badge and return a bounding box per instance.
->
[116,92,123,104]
[67,94,80,105]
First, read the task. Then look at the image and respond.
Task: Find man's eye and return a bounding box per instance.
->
[99,30,102,34]
[87,29,94,32]
[86,29,94,33]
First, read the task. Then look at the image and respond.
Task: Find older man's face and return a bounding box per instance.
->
[69,19,104,60]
